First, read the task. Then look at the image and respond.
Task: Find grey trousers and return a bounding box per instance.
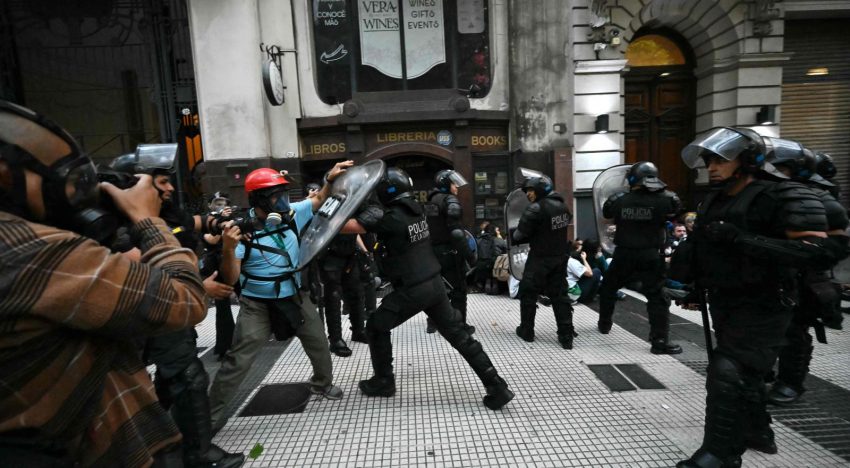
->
[208,294,334,427]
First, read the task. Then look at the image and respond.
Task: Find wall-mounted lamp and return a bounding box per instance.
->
[595,114,609,134]
[756,105,776,125]
[553,123,567,134]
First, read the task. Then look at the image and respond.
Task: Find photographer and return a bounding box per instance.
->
[200,191,238,360]
[208,162,353,430]
[110,152,244,467]
[0,102,207,466]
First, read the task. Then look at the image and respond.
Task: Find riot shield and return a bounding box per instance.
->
[299,160,386,267]
[504,187,531,280]
[592,164,630,256]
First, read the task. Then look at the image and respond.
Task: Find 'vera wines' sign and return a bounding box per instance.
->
[358,0,445,79]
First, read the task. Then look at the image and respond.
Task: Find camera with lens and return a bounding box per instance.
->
[209,206,262,235]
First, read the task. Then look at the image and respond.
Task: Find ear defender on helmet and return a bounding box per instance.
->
[377,167,414,204]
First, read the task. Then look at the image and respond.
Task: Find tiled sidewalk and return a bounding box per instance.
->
[203,294,850,467]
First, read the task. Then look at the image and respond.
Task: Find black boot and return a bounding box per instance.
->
[426,318,437,334]
[558,329,578,350]
[598,321,612,334]
[650,337,683,355]
[483,375,514,410]
[358,375,396,397]
[169,361,245,468]
[329,338,352,357]
[351,329,368,343]
[515,326,534,342]
[768,381,803,406]
[676,449,741,468]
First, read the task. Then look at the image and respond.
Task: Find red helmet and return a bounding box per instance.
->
[245,168,289,193]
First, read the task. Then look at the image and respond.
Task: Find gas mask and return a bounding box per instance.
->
[1,140,119,245]
[258,188,292,229]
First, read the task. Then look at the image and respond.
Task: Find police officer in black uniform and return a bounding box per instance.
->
[344,167,514,410]
[675,127,838,468]
[110,153,244,468]
[424,169,475,334]
[319,233,367,356]
[764,142,849,406]
[512,173,576,349]
[597,161,683,355]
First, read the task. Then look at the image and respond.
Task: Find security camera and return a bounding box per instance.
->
[609,28,620,37]
[593,42,607,51]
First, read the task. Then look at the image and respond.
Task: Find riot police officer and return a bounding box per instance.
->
[343,167,514,410]
[319,233,367,356]
[675,127,838,468]
[597,161,683,355]
[110,150,245,468]
[763,141,849,406]
[424,169,475,334]
[511,173,576,349]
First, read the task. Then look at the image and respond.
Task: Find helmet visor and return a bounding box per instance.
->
[681,128,754,169]
[518,167,545,180]
[446,171,468,188]
[764,137,803,164]
[135,144,178,174]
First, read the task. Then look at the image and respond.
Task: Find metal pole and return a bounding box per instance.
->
[698,288,713,361]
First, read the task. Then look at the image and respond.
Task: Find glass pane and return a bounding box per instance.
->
[625,34,686,67]
[312,0,355,104]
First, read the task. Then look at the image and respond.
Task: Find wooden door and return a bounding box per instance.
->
[625,75,694,204]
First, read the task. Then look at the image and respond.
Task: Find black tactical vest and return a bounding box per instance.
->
[380,198,442,286]
[610,191,671,250]
[812,187,849,231]
[424,191,453,245]
[695,180,788,290]
[528,193,571,257]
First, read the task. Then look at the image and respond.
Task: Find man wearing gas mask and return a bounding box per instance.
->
[423,169,476,335]
[110,151,245,468]
[342,167,514,411]
[674,127,839,468]
[0,101,208,466]
[209,163,353,430]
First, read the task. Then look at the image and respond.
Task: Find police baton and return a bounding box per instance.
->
[697,288,713,362]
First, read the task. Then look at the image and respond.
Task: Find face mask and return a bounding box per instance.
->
[264,191,292,228]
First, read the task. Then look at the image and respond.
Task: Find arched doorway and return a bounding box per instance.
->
[624,29,696,206]
[384,154,451,203]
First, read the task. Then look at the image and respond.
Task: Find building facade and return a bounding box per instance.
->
[3,0,848,234]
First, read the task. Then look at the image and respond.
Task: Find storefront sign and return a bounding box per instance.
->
[470,128,508,152]
[301,134,348,159]
[372,129,452,146]
[402,0,446,78]
[358,0,446,79]
[358,0,402,78]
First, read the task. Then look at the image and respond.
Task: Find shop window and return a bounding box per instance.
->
[625,34,686,67]
[312,0,491,104]
[472,156,509,227]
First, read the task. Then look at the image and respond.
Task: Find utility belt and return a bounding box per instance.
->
[240,270,299,298]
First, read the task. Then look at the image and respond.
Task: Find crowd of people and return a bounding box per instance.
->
[1,99,847,468]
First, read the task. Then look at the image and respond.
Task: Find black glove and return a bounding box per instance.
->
[704,221,740,244]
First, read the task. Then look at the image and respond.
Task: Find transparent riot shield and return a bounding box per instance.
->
[592,164,630,256]
[299,160,386,267]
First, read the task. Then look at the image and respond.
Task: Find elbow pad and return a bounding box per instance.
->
[446,196,463,220]
[355,204,384,230]
[735,233,835,270]
[602,192,626,219]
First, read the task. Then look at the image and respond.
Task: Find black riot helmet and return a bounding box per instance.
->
[0,100,118,243]
[110,143,178,176]
[763,137,816,181]
[434,169,468,193]
[814,151,837,180]
[681,127,785,189]
[518,167,553,197]
[304,182,321,195]
[626,161,666,191]
[376,166,414,204]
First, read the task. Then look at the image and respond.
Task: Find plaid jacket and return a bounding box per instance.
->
[0,213,207,467]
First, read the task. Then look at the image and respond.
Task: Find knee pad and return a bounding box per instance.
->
[457,338,482,356]
[367,308,397,333]
[709,354,744,386]
[182,358,210,392]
